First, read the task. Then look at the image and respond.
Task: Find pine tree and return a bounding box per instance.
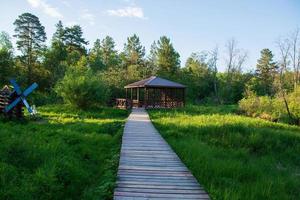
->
[89,39,105,71]
[100,36,119,69]
[63,25,88,54]
[123,34,145,66]
[13,13,46,84]
[156,36,180,78]
[0,32,14,85]
[0,31,13,50]
[147,41,158,75]
[91,39,101,54]
[256,48,277,96]
[52,20,65,43]
[89,37,119,71]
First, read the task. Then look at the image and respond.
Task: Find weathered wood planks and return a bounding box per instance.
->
[114,108,210,200]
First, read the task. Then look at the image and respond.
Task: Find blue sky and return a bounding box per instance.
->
[0,0,299,71]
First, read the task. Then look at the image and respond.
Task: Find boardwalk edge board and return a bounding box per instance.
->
[114,108,210,200]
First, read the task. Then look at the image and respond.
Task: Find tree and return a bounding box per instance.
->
[55,66,110,109]
[288,28,300,90]
[43,41,68,88]
[100,36,120,68]
[0,31,14,86]
[146,41,159,75]
[277,37,296,123]
[89,39,105,71]
[0,31,13,50]
[13,13,46,84]
[123,34,145,66]
[255,49,277,96]
[100,36,119,69]
[63,25,88,54]
[208,47,220,103]
[182,52,213,101]
[156,36,180,78]
[0,35,14,86]
[224,38,247,103]
[89,36,120,71]
[52,20,65,43]
[121,34,146,80]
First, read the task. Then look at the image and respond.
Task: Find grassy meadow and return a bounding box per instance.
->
[149,105,300,200]
[0,105,128,200]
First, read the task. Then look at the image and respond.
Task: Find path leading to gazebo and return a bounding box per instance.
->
[114,108,210,200]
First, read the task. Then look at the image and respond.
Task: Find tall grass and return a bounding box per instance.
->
[149,105,300,200]
[0,105,128,200]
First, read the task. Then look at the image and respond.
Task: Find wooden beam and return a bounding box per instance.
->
[144,88,148,108]
[137,88,139,107]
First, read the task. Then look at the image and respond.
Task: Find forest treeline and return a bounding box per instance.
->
[0,13,299,123]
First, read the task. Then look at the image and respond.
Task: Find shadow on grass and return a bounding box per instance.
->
[0,105,128,200]
[149,108,300,200]
[153,121,300,160]
[149,105,239,118]
[39,104,129,120]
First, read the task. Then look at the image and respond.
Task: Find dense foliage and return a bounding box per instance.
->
[55,65,110,109]
[0,105,128,200]
[239,88,300,124]
[149,105,300,200]
[0,12,299,118]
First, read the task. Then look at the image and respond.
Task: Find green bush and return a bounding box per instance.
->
[287,87,300,120]
[55,67,110,109]
[239,87,300,124]
[28,91,62,106]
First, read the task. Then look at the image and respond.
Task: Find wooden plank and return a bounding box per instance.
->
[115,196,205,200]
[116,184,200,190]
[114,108,210,200]
[114,191,210,199]
[115,187,206,194]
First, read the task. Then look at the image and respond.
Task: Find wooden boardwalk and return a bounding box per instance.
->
[114,108,210,200]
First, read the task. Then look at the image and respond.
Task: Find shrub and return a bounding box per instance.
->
[239,87,300,124]
[287,87,300,120]
[55,67,110,109]
[28,91,62,106]
[239,95,277,121]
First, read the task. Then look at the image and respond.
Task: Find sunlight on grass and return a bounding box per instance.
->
[0,105,129,200]
[149,105,300,200]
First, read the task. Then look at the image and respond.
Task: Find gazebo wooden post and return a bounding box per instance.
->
[137,87,139,107]
[144,87,148,108]
[164,88,167,108]
[130,88,133,100]
[183,88,185,107]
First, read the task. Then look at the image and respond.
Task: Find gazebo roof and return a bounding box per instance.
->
[124,76,186,89]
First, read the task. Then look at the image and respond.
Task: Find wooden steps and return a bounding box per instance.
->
[114,108,210,200]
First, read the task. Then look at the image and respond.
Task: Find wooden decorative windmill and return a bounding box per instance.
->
[0,79,38,118]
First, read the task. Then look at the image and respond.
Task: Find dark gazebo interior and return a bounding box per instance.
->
[116,76,186,109]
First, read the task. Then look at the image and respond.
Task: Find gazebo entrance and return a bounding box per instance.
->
[116,76,186,109]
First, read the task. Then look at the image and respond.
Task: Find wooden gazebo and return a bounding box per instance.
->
[116,76,186,109]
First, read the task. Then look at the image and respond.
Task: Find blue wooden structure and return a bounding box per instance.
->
[0,79,38,117]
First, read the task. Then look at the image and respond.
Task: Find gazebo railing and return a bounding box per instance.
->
[116,98,132,109]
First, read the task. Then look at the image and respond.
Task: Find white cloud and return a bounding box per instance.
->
[107,6,145,19]
[61,0,71,8]
[27,0,40,7]
[80,9,95,26]
[27,0,63,18]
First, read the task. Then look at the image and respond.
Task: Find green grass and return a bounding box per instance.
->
[149,105,300,200]
[0,105,129,200]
